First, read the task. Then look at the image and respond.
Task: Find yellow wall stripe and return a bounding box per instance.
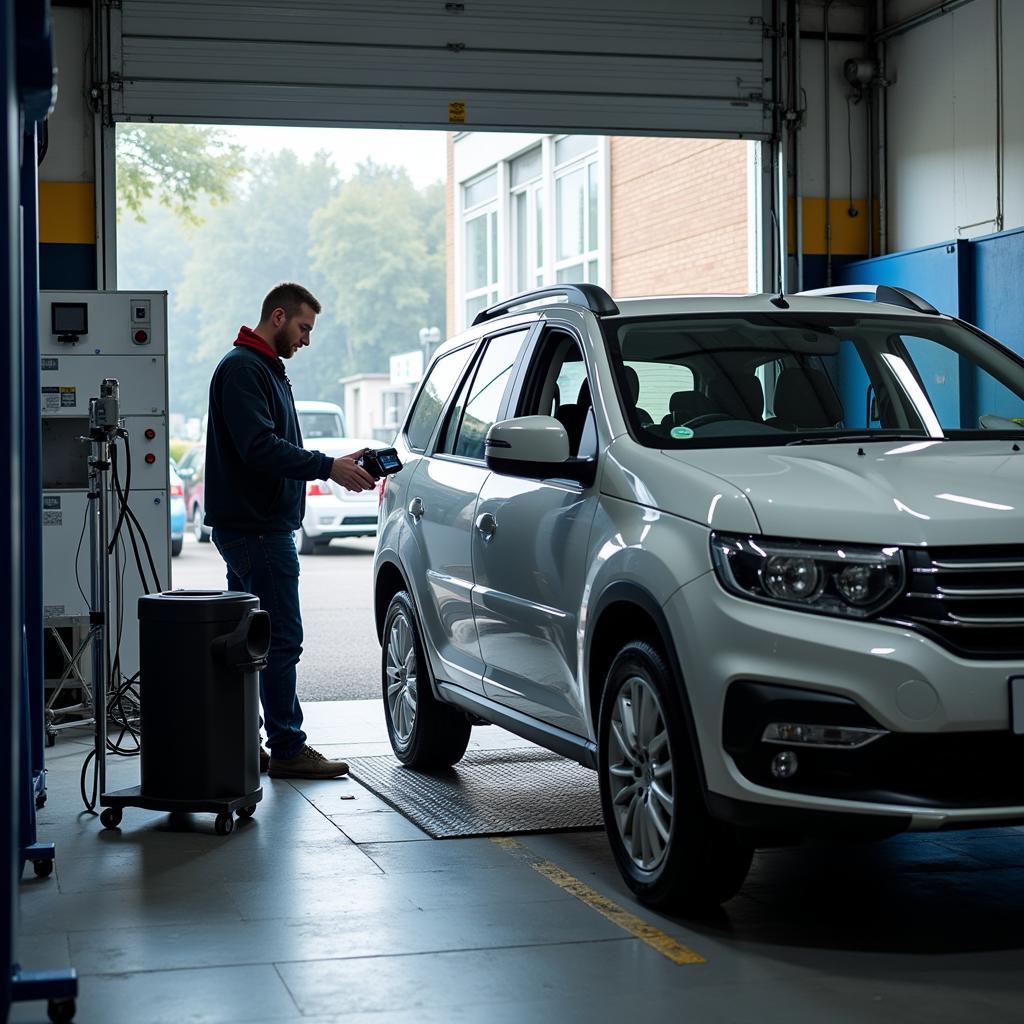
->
[788,197,880,256]
[491,838,706,966]
[39,182,96,245]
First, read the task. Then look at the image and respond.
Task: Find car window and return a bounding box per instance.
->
[517,330,596,459]
[606,313,1024,448]
[299,412,344,438]
[449,329,530,460]
[405,345,474,450]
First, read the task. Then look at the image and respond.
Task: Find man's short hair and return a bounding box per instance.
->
[260,282,322,322]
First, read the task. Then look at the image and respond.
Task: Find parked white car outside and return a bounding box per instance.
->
[295,400,380,553]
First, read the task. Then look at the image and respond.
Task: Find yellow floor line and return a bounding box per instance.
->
[491,838,706,966]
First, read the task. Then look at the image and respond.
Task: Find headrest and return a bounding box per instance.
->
[623,365,641,402]
[708,375,764,420]
[773,368,844,427]
[669,390,718,423]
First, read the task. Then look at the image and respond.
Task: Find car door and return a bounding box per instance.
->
[404,326,534,694]
[473,327,601,736]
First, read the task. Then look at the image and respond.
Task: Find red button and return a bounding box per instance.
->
[144,453,156,465]
[144,428,156,440]
[134,330,148,343]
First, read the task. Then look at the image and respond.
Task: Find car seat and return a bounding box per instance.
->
[661,389,720,430]
[707,374,764,421]
[622,366,653,426]
[767,368,844,429]
[554,378,592,454]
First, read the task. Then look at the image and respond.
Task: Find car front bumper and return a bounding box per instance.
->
[664,571,1024,833]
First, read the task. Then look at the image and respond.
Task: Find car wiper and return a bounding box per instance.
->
[784,432,943,446]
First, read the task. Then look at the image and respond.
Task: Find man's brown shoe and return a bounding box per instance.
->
[268,744,349,780]
[259,746,270,773]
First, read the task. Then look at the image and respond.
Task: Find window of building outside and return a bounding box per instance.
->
[463,169,499,328]
[553,135,600,285]
[382,389,406,429]
[457,135,605,332]
[510,147,544,293]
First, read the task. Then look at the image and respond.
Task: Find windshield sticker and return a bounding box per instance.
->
[670,426,695,440]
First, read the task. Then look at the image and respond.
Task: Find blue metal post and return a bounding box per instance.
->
[1,0,24,1017]
[20,121,55,876]
[9,0,78,1018]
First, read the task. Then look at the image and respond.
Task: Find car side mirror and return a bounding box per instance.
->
[177,467,195,480]
[485,416,596,487]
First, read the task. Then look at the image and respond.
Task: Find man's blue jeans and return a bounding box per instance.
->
[211,528,307,760]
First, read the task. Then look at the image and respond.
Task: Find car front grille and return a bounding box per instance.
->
[885,545,1024,659]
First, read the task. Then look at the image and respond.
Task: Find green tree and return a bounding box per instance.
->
[176,150,341,409]
[116,197,205,423]
[310,162,445,384]
[116,124,244,224]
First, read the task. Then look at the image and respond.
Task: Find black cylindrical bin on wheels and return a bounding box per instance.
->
[99,590,269,835]
[140,590,269,800]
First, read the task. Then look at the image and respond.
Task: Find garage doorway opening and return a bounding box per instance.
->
[116,124,760,438]
[115,123,759,700]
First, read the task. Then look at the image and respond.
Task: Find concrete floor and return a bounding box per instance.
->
[13,700,1024,1023]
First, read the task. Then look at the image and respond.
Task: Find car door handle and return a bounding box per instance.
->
[407,497,425,521]
[475,512,497,540]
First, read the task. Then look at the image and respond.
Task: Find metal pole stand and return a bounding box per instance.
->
[85,382,119,818]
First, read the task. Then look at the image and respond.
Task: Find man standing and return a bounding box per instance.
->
[205,282,376,779]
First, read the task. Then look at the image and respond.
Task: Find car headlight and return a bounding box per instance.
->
[710,533,904,619]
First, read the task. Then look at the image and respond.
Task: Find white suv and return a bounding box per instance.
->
[372,284,1024,912]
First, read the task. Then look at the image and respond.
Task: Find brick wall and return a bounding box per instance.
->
[609,137,750,296]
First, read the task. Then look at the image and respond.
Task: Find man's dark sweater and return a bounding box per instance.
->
[204,327,333,532]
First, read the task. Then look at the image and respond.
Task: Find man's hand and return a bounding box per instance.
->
[329,450,376,492]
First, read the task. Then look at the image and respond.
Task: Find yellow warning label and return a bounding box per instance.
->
[448,101,467,124]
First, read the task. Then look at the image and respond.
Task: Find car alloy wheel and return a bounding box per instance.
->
[606,674,674,872]
[598,640,753,911]
[385,608,418,748]
[380,590,471,768]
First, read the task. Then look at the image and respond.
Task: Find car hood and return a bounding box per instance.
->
[661,439,1024,545]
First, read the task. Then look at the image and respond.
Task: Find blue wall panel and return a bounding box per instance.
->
[970,226,1024,422]
[833,242,971,429]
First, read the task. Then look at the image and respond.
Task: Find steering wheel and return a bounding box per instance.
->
[682,412,733,429]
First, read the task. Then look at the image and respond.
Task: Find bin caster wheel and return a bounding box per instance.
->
[32,858,54,879]
[47,997,76,1023]
[215,812,234,836]
[100,807,122,830]
[237,805,256,821]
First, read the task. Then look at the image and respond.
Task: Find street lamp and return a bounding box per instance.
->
[418,326,441,365]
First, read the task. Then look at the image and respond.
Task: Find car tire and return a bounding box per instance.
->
[171,536,183,557]
[295,528,316,555]
[382,590,471,769]
[598,640,753,913]
[192,505,210,543]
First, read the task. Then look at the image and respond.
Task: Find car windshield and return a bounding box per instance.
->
[299,412,345,438]
[605,312,1024,448]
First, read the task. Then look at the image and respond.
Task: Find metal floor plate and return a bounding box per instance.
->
[346,748,603,839]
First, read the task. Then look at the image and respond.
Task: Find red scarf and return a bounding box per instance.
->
[233,326,281,364]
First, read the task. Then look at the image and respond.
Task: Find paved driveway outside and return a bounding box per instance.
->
[171,532,380,701]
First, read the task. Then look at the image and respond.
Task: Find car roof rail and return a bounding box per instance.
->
[471,284,620,326]
[795,283,940,315]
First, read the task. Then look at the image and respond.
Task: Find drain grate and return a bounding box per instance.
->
[346,747,604,839]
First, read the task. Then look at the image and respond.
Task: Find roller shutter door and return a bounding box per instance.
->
[106,0,774,138]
